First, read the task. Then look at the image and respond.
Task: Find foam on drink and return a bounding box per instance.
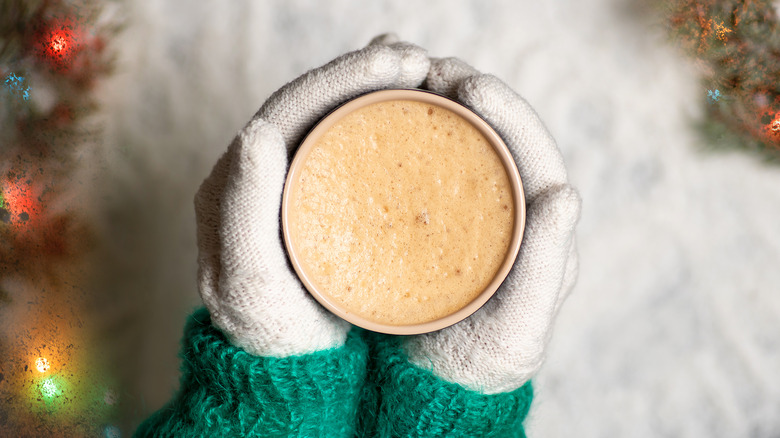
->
[287,99,514,325]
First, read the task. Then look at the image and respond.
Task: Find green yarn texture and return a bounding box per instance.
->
[135,308,533,437]
[358,331,533,438]
[135,308,368,437]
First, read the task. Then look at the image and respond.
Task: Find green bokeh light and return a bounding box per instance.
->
[34,375,68,407]
[41,378,58,398]
[39,376,64,399]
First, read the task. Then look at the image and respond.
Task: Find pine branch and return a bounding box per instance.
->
[659,0,780,160]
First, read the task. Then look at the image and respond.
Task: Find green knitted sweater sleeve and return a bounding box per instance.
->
[357,331,533,438]
[134,308,368,438]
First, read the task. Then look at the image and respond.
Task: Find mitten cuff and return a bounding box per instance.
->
[359,332,533,438]
[135,308,368,438]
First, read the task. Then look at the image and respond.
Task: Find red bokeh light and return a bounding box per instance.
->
[1,177,40,227]
[30,16,84,72]
[23,11,107,84]
[50,33,69,54]
[43,28,76,65]
[767,113,780,141]
[771,113,780,130]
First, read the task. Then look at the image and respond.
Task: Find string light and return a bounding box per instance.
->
[35,357,50,373]
[713,21,732,41]
[0,177,38,225]
[767,114,780,142]
[34,18,83,71]
[771,116,780,135]
[45,27,75,62]
[3,72,31,101]
[707,89,721,103]
[50,34,69,53]
[1,1,120,433]
[104,425,121,438]
[40,377,59,398]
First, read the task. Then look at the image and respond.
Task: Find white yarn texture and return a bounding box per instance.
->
[194,37,430,357]
[403,58,582,394]
[194,39,581,392]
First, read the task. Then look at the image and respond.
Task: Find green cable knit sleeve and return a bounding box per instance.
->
[134,308,368,438]
[357,331,533,438]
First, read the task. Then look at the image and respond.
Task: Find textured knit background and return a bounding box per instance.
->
[91,0,780,435]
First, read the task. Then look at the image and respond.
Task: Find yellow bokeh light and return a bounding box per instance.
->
[35,357,50,373]
[713,21,732,42]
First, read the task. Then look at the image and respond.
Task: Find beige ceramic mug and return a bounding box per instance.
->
[282,89,525,335]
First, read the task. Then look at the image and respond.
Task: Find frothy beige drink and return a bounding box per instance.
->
[286,98,515,326]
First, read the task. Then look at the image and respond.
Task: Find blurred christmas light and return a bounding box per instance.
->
[40,377,59,398]
[0,176,39,226]
[661,0,780,158]
[104,425,121,438]
[769,114,780,137]
[3,72,31,101]
[50,33,69,53]
[45,26,75,59]
[35,357,51,373]
[707,89,721,103]
[713,21,732,41]
[33,17,83,72]
[1,0,121,434]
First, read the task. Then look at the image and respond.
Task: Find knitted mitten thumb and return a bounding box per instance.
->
[195,36,430,357]
[403,58,582,393]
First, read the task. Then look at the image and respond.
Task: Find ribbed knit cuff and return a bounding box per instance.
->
[358,331,533,438]
[135,308,368,438]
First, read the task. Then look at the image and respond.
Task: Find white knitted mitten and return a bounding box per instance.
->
[194,37,430,357]
[403,58,582,394]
